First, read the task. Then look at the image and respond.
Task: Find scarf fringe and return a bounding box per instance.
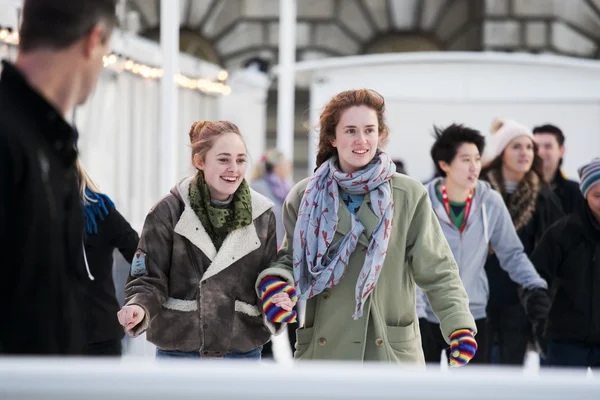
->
[83,189,114,234]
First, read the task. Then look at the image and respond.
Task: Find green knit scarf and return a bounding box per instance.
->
[189,171,253,250]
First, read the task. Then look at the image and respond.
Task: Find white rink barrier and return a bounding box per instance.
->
[0,357,598,399]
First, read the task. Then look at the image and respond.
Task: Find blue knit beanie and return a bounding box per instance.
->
[578,157,600,198]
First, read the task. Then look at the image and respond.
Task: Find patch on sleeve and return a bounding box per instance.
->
[131,250,148,277]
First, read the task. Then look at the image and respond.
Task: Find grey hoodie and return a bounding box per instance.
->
[417,178,547,322]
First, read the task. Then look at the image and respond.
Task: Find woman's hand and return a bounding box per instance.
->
[259,276,298,323]
[448,329,478,367]
[117,305,145,332]
[270,292,297,311]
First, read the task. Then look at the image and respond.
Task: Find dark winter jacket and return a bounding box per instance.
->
[84,204,139,346]
[551,169,584,215]
[482,170,564,312]
[125,177,284,355]
[0,61,86,354]
[531,201,600,345]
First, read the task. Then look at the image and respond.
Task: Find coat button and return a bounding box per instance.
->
[375,338,384,347]
[322,291,330,299]
[318,338,327,347]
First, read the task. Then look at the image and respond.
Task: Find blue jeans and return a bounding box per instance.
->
[546,341,600,368]
[155,346,262,360]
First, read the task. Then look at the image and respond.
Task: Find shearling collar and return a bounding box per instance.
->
[173,176,274,282]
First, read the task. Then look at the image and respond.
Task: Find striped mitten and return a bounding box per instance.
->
[448,329,478,367]
[258,276,298,323]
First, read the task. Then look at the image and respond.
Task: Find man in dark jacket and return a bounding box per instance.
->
[533,124,584,214]
[530,158,600,367]
[0,0,117,355]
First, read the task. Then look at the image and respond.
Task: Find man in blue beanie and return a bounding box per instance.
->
[530,157,600,368]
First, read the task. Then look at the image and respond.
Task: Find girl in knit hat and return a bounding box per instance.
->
[530,157,600,368]
[257,89,477,366]
[481,118,563,366]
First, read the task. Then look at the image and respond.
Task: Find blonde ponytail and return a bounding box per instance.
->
[75,158,102,204]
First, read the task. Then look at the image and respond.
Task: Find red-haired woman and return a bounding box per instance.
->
[117,121,291,360]
[256,89,478,365]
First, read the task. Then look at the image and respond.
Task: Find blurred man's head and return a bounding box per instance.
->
[533,124,565,180]
[392,159,407,175]
[17,0,118,107]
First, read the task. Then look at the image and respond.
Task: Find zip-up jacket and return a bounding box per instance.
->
[417,179,547,322]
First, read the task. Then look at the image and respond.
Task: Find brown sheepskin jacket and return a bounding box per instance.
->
[124,176,283,355]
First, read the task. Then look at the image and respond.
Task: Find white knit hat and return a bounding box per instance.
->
[482,118,535,165]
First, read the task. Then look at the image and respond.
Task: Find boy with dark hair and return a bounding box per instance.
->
[533,124,583,214]
[418,124,550,365]
[0,0,118,354]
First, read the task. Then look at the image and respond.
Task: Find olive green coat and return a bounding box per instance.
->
[256,173,476,364]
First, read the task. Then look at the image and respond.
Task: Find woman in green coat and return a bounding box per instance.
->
[256,89,477,366]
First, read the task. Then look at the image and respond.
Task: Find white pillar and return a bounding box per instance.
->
[276,0,297,158]
[307,82,320,175]
[218,69,271,181]
[159,0,179,195]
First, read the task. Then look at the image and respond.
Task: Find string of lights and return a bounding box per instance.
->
[0,26,231,96]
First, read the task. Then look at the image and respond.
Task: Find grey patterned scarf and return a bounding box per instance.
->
[293,151,396,319]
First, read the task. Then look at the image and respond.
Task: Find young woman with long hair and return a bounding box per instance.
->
[481,118,563,365]
[256,89,478,366]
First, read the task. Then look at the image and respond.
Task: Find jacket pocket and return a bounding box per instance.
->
[386,322,422,363]
[387,321,417,343]
[234,300,261,317]
[150,303,202,352]
[231,300,270,353]
[294,327,314,359]
[163,297,198,312]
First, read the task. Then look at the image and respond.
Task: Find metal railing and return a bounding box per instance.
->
[0,357,598,399]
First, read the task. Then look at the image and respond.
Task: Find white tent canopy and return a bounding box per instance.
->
[290,51,600,181]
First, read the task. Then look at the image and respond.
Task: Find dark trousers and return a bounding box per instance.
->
[546,341,600,368]
[86,339,122,356]
[420,318,489,365]
[262,318,298,359]
[488,305,530,365]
